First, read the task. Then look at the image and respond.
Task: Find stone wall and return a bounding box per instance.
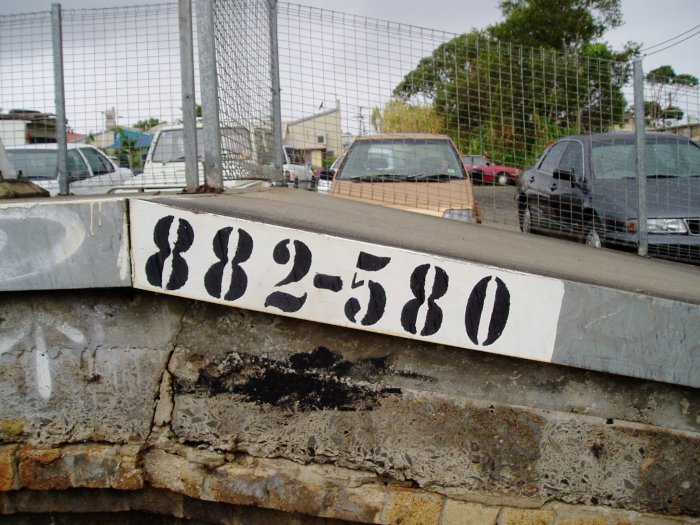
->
[1,289,698,523]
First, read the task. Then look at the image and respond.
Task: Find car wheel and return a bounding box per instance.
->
[584,223,602,248]
[496,172,508,186]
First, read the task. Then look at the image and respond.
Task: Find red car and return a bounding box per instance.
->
[461,154,520,185]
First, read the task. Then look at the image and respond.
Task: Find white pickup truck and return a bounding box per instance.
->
[283,144,314,186]
[122,125,313,191]
[124,124,270,192]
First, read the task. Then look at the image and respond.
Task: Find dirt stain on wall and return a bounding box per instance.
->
[174,346,402,412]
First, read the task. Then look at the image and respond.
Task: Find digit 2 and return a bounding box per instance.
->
[264,239,312,313]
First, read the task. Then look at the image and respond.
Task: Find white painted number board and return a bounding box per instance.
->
[130,200,565,363]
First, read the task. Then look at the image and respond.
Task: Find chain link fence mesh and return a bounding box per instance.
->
[214,0,276,181]
[0,12,55,147]
[0,2,698,264]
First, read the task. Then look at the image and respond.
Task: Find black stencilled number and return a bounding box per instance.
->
[465,276,511,346]
[344,251,391,326]
[264,239,312,313]
[145,215,194,291]
[204,227,253,301]
[401,264,449,336]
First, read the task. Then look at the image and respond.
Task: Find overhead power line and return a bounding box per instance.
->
[640,23,700,53]
[643,27,700,57]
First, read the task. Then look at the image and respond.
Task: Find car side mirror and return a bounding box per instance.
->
[553,168,574,181]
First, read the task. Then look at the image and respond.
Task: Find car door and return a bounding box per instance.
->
[549,140,586,237]
[524,140,567,231]
[72,146,125,193]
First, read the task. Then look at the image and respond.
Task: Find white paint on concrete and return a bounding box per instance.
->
[34,325,52,400]
[0,204,86,282]
[55,321,87,345]
[0,325,29,357]
[130,199,565,363]
[119,208,131,282]
[88,201,104,236]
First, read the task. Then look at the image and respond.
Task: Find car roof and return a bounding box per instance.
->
[4,143,93,151]
[353,133,453,142]
[558,131,693,144]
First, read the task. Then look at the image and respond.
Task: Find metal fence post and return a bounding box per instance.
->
[51,3,69,195]
[269,0,284,184]
[195,0,223,190]
[179,0,199,192]
[633,58,648,257]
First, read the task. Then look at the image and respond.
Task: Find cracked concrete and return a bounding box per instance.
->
[1,289,699,520]
[0,290,188,444]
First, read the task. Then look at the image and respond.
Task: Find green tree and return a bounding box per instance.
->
[393,0,636,166]
[133,117,161,131]
[394,34,634,166]
[114,127,141,171]
[490,0,622,51]
[371,99,445,134]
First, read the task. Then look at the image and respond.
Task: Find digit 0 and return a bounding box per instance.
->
[465,276,510,346]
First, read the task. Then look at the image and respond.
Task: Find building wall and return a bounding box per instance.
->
[284,102,343,167]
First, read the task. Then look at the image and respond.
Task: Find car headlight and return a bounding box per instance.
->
[647,218,688,234]
[443,209,474,223]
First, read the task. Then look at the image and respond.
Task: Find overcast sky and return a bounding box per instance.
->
[7,0,699,79]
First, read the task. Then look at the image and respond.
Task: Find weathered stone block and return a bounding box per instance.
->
[18,446,70,490]
[382,486,443,525]
[0,444,19,491]
[17,444,143,492]
[144,449,205,500]
[500,507,555,525]
[555,515,609,525]
[441,499,500,525]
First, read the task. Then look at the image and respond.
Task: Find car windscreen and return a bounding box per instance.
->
[152,128,252,163]
[337,139,465,180]
[284,146,305,165]
[591,138,700,180]
[5,149,88,180]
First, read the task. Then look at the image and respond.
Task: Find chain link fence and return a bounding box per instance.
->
[1,1,698,264]
[213,0,276,180]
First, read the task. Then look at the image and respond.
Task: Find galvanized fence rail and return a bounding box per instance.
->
[0,1,698,265]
